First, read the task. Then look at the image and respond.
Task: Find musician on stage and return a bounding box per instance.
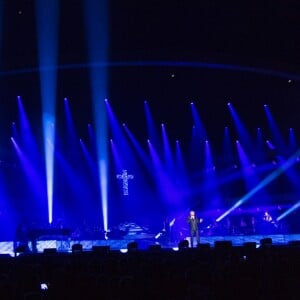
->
[187,210,203,247]
[263,211,273,222]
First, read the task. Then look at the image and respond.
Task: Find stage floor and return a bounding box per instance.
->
[1,233,300,256]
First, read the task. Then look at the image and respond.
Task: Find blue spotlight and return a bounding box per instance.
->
[228,102,252,148]
[289,128,297,152]
[44,123,55,224]
[266,140,275,150]
[35,0,60,224]
[264,104,285,150]
[144,101,159,147]
[216,147,300,222]
[190,101,207,140]
[276,201,300,222]
[11,122,17,139]
[84,0,109,231]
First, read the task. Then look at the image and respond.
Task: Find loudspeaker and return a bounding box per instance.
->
[288,240,300,247]
[127,241,138,252]
[214,240,232,249]
[15,244,28,254]
[92,245,110,253]
[243,242,257,249]
[178,239,189,249]
[260,238,272,246]
[197,243,210,249]
[72,243,83,253]
[43,248,57,254]
[149,244,162,252]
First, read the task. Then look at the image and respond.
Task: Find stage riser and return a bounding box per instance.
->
[1,234,300,256]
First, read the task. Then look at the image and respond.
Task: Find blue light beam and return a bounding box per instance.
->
[276,200,300,221]
[35,0,60,224]
[216,147,300,222]
[84,0,109,231]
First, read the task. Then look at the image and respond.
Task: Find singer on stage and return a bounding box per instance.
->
[187,210,202,247]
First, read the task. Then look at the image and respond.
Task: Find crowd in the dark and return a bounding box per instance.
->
[0,241,300,299]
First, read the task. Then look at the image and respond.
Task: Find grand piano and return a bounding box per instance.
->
[27,227,71,241]
[14,226,72,253]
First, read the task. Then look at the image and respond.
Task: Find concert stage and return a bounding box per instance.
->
[1,233,300,257]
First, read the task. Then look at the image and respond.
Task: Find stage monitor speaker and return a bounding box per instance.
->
[214,240,232,250]
[15,244,28,255]
[92,245,110,253]
[148,244,162,252]
[43,248,57,254]
[260,238,272,246]
[127,241,138,252]
[243,242,257,249]
[288,240,300,247]
[72,243,83,253]
[197,243,210,249]
[178,239,189,249]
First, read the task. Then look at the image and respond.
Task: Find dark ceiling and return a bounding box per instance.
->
[2,1,299,71]
[0,1,300,149]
